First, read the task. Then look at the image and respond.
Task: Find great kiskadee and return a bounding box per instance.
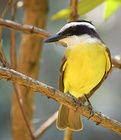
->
[44,20,112,131]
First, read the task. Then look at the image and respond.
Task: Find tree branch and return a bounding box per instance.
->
[1,0,13,19]
[10,1,35,139]
[0,18,66,47]
[10,0,17,69]
[112,57,121,69]
[14,83,35,140]
[0,41,9,67]
[34,111,58,139]
[0,18,121,70]
[69,0,78,22]
[0,0,13,39]
[0,66,121,135]
[0,18,49,37]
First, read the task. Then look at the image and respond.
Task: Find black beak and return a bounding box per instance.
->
[44,34,65,43]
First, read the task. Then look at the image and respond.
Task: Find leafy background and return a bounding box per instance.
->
[0,0,121,140]
[52,0,121,20]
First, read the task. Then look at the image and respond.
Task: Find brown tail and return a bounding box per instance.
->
[56,104,83,131]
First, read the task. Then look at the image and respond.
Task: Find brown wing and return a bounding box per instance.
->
[105,47,112,75]
[58,56,67,92]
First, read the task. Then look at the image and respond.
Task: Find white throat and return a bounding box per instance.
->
[61,34,101,46]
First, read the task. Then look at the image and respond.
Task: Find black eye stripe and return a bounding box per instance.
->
[60,25,94,35]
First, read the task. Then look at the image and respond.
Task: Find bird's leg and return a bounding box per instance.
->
[84,94,92,107]
[84,94,95,119]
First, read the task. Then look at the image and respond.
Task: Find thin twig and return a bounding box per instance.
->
[0,18,66,47]
[34,111,58,139]
[1,0,13,18]
[69,0,78,22]
[112,57,121,69]
[10,1,35,139]
[0,0,13,67]
[14,84,35,140]
[0,0,13,39]
[0,66,121,135]
[0,0,13,68]
[0,41,9,67]
[11,0,17,21]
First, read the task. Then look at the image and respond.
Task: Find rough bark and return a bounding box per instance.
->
[11,0,48,140]
[0,66,121,136]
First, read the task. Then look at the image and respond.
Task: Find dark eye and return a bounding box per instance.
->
[69,26,73,30]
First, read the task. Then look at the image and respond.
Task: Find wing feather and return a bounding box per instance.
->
[58,56,67,92]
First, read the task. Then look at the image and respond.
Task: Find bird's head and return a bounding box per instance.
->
[44,20,101,46]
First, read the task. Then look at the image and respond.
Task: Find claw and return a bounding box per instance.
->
[88,107,95,120]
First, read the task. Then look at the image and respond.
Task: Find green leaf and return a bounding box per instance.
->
[78,0,105,15]
[52,0,105,20]
[52,8,70,20]
[105,0,121,20]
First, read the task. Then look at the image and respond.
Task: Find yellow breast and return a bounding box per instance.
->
[63,43,110,98]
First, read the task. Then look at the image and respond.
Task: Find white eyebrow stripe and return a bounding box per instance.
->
[58,22,96,33]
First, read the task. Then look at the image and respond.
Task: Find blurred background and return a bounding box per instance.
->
[0,0,121,139]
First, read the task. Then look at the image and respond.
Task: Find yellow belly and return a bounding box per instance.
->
[63,43,107,98]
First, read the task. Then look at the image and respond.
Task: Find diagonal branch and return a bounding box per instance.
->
[0,66,121,135]
[34,111,58,139]
[0,0,13,39]
[1,0,13,19]
[14,84,35,140]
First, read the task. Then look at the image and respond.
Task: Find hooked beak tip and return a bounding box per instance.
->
[44,38,51,43]
[44,34,63,43]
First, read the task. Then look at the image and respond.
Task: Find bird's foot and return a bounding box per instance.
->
[84,94,95,119]
[87,104,95,120]
[66,92,82,107]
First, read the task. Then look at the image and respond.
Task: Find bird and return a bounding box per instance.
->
[44,20,112,131]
